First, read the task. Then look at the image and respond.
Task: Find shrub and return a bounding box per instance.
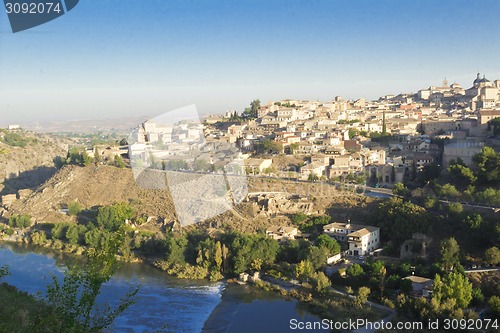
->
[114,155,126,168]
[31,231,47,245]
[51,223,69,240]
[354,286,371,308]
[67,202,82,216]
[8,215,32,229]
[1,132,29,147]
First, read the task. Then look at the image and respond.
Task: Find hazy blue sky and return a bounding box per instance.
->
[1,0,499,124]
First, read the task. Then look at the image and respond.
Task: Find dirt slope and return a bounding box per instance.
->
[0,131,72,195]
[6,164,375,232]
[8,165,177,224]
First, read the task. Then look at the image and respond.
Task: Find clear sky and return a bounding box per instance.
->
[1,0,500,124]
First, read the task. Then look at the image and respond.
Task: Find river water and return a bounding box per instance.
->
[0,242,320,333]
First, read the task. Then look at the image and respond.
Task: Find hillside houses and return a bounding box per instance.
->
[129,73,499,187]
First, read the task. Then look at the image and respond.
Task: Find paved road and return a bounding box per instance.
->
[464,267,500,274]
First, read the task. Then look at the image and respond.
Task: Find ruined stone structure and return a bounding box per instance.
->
[246,192,314,216]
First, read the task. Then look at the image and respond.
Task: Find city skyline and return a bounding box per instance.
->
[1,0,500,124]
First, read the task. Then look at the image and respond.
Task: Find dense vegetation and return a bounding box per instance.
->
[397,147,500,206]
[0,131,33,148]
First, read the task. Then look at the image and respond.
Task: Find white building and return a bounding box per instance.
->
[323,221,380,256]
[300,161,327,179]
[245,158,273,173]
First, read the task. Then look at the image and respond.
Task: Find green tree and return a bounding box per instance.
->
[423,196,437,209]
[289,142,299,154]
[370,198,429,251]
[290,213,308,225]
[85,228,100,248]
[242,99,261,118]
[114,155,126,168]
[250,258,263,271]
[31,231,47,245]
[447,202,463,216]
[307,172,319,182]
[484,246,500,266]
[97,203,134,232]
[489,296,500,316]
[347,264,364,277]
[382,110,387,135]
[303,246,329,270]
[432,272,472,309]
[439,237,460,271]
[295,260,314,280]
[9,214,32,229]
[436,183,460,200]
[249,99,261,118]
[51,223,68,240]
[473,146,500,184]
[393,182,410,197]
[66,224,85,245]
[312,271,330,292]
[164,234,188,267]
[1,132,28,147]
[193,159,210,172]
[214,241,223,272]
[462,214,482,230]
[68,201,82,216]
[475,188,500,205]
[255,139,282,155]
[488,117,500,135]
[66,147,83,165]
[348,128,359,139]
[53,155,65,169]
[34,231,139,333]
[354,287,371,307]
[471,287,485,305]
[315,234,340,256]
[448,163,476,189]
[82,150,92,166]
[419,163,441,183]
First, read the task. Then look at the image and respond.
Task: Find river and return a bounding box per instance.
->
[0,242,319,333]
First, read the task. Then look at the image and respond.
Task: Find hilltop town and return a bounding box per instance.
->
[1,73,499,329]
[131,73,500,188]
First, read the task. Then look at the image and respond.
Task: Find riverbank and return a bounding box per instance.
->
[0,242,223,332]
[2,242,337,333]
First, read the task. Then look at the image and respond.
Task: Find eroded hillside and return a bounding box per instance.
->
[0,130,72,195]
[3,163,376,233]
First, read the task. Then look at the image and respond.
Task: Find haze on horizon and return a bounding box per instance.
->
[1,0,499,126]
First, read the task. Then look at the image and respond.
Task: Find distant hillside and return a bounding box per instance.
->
[20,116,149,133]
